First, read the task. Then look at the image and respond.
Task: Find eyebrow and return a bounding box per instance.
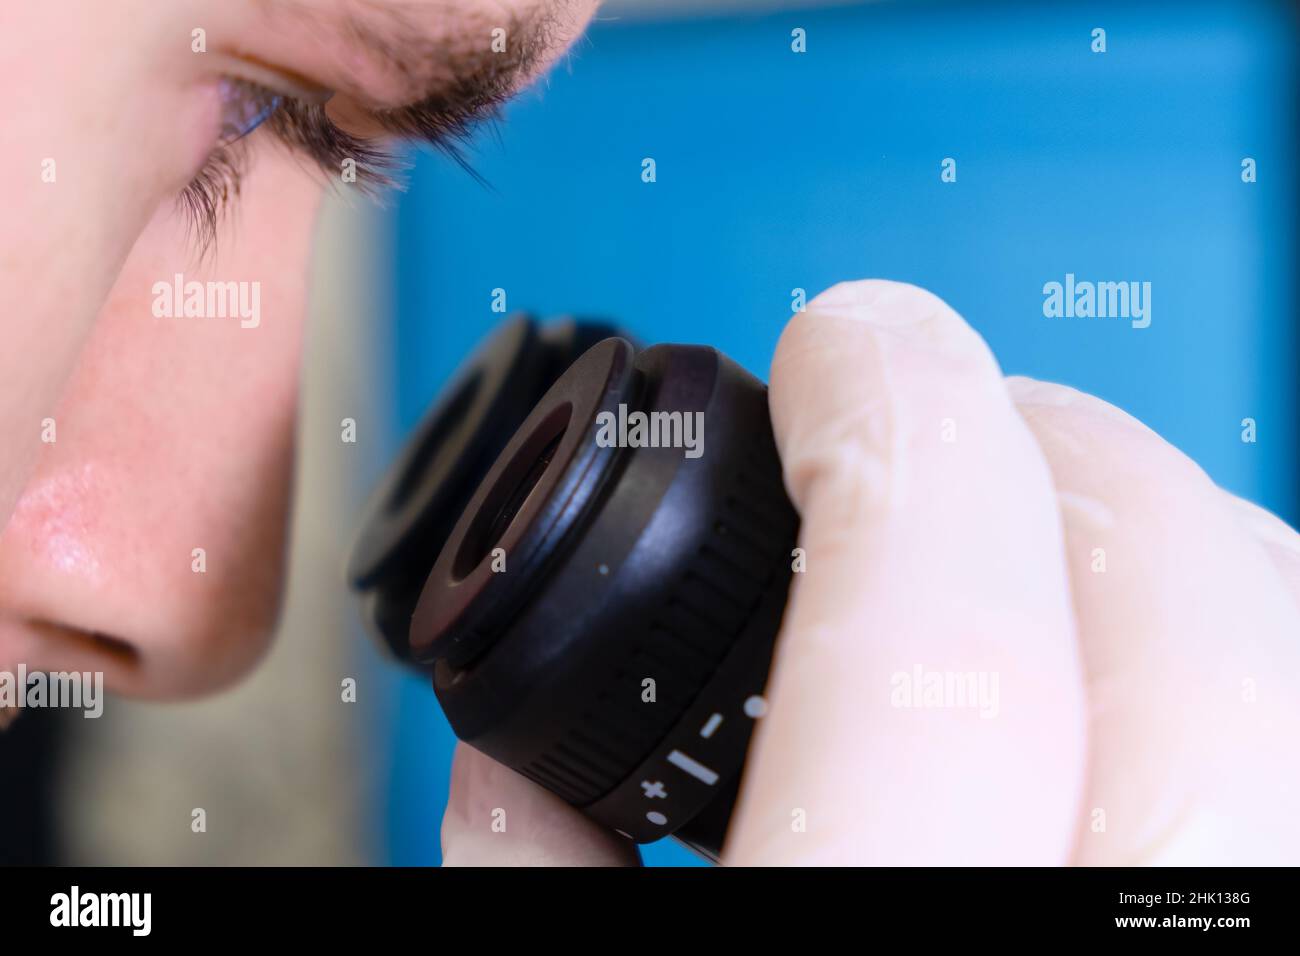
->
[265,0,563,112]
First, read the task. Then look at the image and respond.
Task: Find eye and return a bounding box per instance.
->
[178,77,286,255]
[217,77,285,144]
[178,60,499,254]
[180,74,390,253]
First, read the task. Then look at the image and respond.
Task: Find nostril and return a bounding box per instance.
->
[87,630,139,666]
[28,620,141,671]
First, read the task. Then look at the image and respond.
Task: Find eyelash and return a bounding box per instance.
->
[179,77,498,252]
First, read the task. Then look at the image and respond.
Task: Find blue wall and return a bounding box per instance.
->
[376,0,1298,865]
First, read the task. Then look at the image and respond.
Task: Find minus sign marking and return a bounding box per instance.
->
[668,749,719,785]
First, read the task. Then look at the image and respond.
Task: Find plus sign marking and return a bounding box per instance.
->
[640,780,668,799]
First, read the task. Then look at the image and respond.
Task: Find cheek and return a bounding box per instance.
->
[0,151,323,698]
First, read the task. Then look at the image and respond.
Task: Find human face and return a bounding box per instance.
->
[0,0,600,706]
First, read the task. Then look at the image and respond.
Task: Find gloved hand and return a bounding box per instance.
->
[439,279,1300,866]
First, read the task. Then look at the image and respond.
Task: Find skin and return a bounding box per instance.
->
[4,5,1298,864]
[0,0,601,698]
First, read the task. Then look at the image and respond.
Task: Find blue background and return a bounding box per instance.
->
[366,0,1299,865]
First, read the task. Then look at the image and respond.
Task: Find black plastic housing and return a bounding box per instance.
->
[410,337,799,860]
[348,315,625,661]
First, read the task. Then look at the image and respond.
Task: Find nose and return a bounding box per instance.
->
[0,452,290,698]
[0,133,319,700]
[0,424,294,700]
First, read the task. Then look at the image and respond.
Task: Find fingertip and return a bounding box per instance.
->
[803,278,962,328]
[441,744,642,867]
[768,279,1007,517]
